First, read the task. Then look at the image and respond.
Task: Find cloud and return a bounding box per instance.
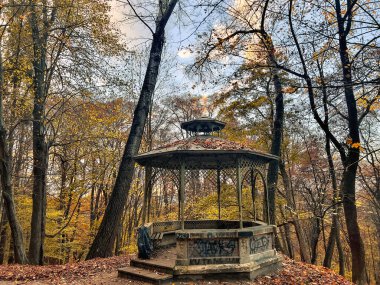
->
[177,49,193,59]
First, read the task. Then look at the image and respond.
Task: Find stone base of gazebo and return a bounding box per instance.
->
[118,220,282,283]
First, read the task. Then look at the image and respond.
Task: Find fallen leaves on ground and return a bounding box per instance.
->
[0,255,131,284]
[0,255,352,284]
[253,256,352,285]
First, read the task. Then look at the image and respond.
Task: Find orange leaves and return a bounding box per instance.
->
[282,86,298,94]
[351,142,361,149]
[0,254,353,284]
[346,137,364,151]
[0,255,131,283]
[253,256,353,285]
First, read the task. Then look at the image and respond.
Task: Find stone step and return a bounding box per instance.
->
[118,266,173,284]
[131,258,174,274]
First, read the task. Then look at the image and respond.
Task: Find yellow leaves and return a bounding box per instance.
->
[358,94,380,111]
[297,211,313,220]
[355,201,363,207]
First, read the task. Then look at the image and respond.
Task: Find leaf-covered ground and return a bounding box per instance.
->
[0,255,352,284]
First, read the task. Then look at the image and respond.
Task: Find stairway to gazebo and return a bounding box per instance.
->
[118,247,176,284]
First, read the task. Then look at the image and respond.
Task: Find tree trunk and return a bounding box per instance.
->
[284,223,294,258]
[257,2,285,224]
[324,214,337,268]
[266,65,284,225]
[335,2,366,282]
[279,161,311,263]
[28,45,49,266]
[0,206,8,264]
[86,0,178,259]
[336,216,345,276]
[310,218,321,264]
[0,42,28,265]
[323,137,345,275]
[28,0,56,265]
[29,116,48,264]
[341,152,366,283]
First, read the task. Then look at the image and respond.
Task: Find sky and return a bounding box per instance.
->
[108,0,226,102]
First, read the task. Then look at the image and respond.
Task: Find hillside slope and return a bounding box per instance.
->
[0,255,352,284]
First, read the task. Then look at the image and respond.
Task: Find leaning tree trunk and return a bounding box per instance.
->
[0,46,29,265]
[86,0,178,259]
[260,1,285,226]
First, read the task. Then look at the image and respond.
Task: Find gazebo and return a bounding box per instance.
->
[118,117,282,283]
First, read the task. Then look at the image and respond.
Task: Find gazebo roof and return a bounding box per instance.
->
[135,135,278,169]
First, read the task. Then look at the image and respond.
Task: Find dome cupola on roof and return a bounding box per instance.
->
[180,117,226,135]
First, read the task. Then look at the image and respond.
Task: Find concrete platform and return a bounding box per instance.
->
[120,220,282,283]
[119,245,282,283]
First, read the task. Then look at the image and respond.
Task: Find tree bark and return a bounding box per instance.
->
[284,222,294,258]
[266,60,284,225]
[279,161,311,263]
[310,218,321,264]
[0,40,29,265]
[86,0,178,259]
[0,206,7,264]
[335,1,366,282]
[257,0,285,226]
[27,0,57,265]
[323,137,345,276]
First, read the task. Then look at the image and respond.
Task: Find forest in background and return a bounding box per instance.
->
[0,0,378,284]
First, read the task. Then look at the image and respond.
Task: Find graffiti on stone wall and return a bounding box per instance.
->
[189,257,240,265]
[249,235,271,254]
[188,238,239,258]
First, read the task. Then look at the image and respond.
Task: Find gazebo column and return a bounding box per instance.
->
[250,168,256,220]
[236,159,243,228]
[141,182,148,225]
[180,162,186,230]
[217,169,221,220]
[142,166,152,224]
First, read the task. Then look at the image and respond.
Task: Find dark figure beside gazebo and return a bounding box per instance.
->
[118,117,282,283]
